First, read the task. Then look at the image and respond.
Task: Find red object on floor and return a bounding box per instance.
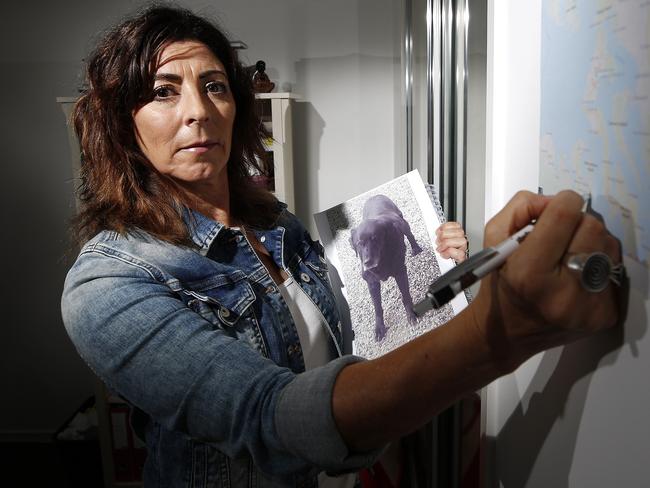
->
[359,459,403,488]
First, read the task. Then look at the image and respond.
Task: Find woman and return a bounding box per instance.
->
[61,5,623,488]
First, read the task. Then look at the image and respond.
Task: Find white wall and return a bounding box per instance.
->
[484,1,650,486]
[484,0,541,220]
[211,0,404,231]
[0,0,401,437]
[482,1,542,478]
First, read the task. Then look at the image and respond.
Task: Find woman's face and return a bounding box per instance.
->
[133,40,236,189]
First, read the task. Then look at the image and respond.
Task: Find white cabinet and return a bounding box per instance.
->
[254,92,298,212]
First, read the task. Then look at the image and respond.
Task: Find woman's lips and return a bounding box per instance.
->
[180,143,219,154]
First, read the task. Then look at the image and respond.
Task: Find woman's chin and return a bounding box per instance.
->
[172,164,227,188]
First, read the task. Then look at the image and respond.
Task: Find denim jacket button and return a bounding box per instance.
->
[219,307,230,318]
[260,236,266,243]
[300,272,310,283]
[265,285,275,294]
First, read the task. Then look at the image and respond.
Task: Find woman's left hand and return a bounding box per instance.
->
[435,221,468,262]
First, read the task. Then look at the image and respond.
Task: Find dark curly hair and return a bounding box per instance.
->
[72,4,278,245]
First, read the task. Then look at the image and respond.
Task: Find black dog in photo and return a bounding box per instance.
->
[350,195,422,341]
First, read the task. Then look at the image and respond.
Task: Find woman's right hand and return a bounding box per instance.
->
[469,190,625,369]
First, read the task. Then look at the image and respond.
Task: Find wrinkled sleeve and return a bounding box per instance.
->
[61,248,382,477]
[275,360,383,473]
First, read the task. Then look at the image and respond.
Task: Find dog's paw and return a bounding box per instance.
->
[375,325,387,342]
[406,312,418,325]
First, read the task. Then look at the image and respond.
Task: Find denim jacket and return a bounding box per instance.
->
[61,206,381,488]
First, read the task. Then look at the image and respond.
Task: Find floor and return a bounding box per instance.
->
[0,441,103,488]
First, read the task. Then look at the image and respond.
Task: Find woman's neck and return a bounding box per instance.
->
[180,176,234,226]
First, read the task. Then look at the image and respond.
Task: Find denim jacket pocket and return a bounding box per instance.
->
[292,239,330,284]
[170,272,269,358]
[178,271,254,323]
[190,440,236,488]
[303,260,330,284]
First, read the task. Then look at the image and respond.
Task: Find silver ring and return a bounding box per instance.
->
[566,252,625,292]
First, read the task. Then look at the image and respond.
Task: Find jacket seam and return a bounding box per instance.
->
[81,245,165,282]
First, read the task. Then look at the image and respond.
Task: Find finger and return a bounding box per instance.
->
[440,247,467,262]
[453,248,468,263]
[564,212,621,260]
[436,232,466,244]
[484,191,552,248]
[516,190,585,270]
[436,236,468,252]
[587,232,625,329]
[437,227,466,240]
[558,215,623,328]
[605,233,622,263]
[436,221,462,235]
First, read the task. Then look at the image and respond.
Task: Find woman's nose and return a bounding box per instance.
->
[182,88,211,125]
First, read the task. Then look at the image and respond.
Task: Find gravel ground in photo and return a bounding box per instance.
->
[325,175,456,359]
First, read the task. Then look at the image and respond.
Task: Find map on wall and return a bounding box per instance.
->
[540,0,650,267]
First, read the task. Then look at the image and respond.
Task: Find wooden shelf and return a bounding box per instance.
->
[254,93,298,211]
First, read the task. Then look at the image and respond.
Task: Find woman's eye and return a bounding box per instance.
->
[206,81,228,94]
[153,85,175,99]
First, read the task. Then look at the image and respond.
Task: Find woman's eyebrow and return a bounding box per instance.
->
[153,70,227,82]
[199,69,227,79]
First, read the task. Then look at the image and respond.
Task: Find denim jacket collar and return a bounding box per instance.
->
[182,207,226,255]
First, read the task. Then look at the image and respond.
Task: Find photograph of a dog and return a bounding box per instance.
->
[318,172,467,359]
[349,194,423,341]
